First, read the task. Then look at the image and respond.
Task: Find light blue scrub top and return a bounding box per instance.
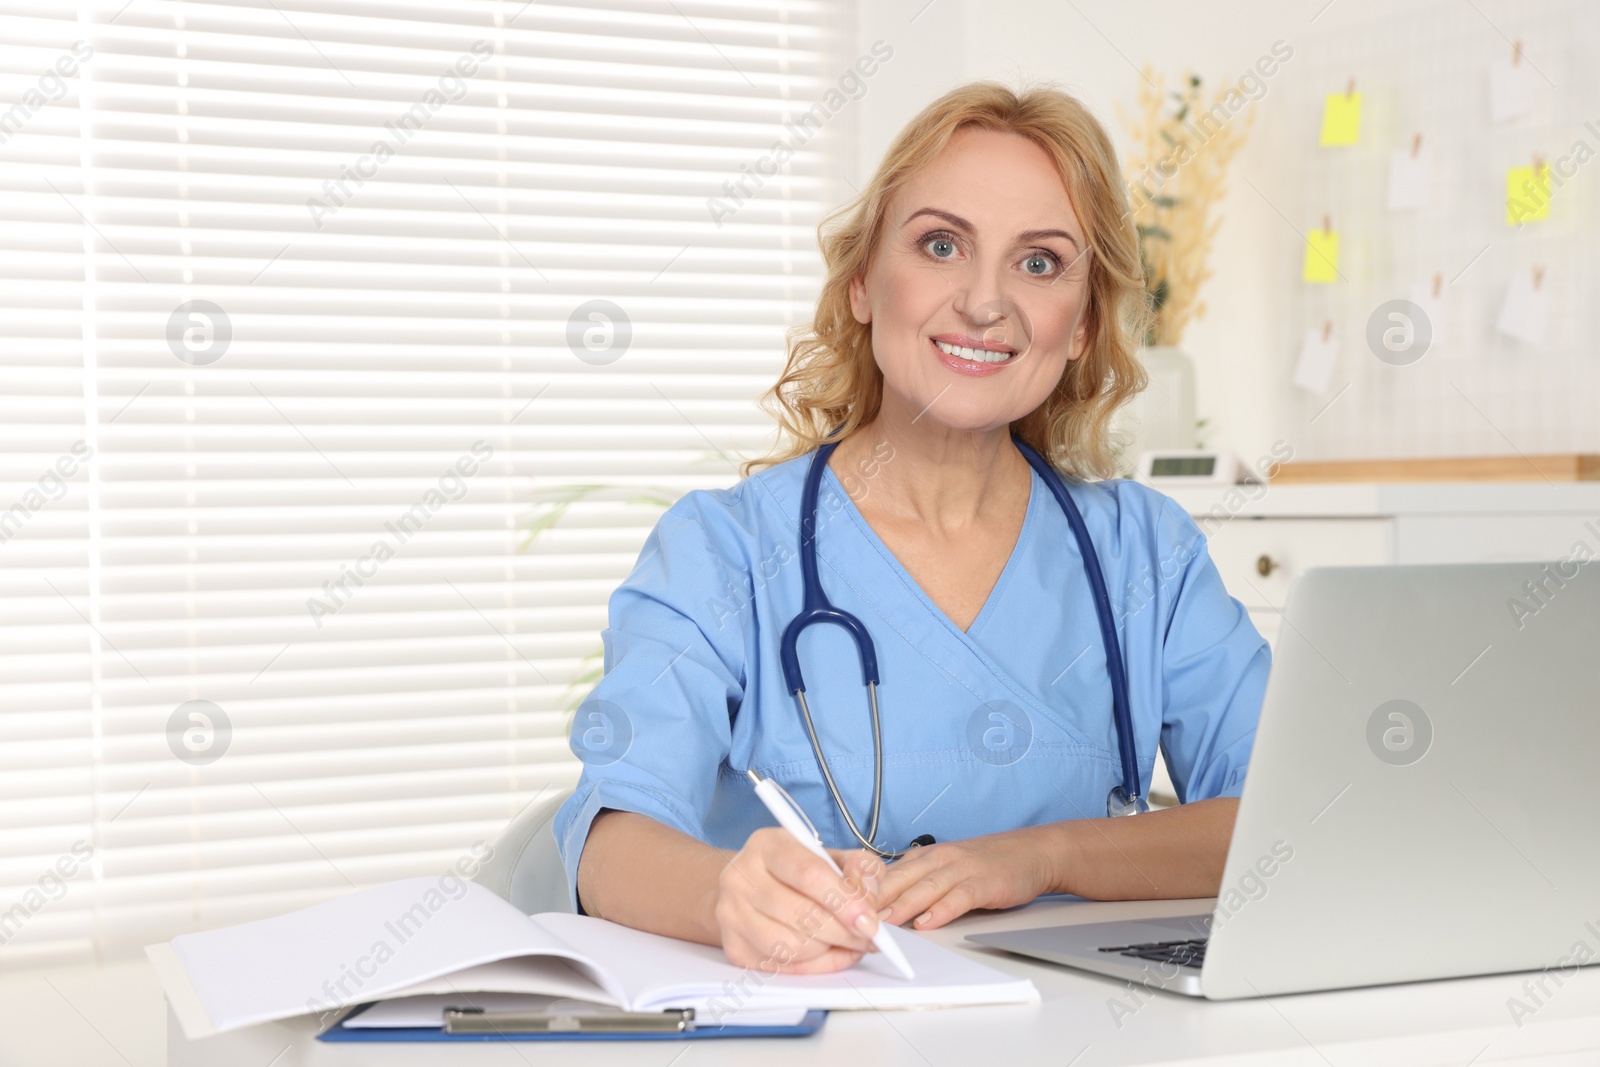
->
[552,450,1270,914]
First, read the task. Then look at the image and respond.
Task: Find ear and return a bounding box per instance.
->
[847,272,871,325]
[1065,299,1093,362]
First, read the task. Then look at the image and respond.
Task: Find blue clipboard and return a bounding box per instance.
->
[318,1004,827,1042]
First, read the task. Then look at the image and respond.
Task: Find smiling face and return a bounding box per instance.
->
[848,126,1094,436]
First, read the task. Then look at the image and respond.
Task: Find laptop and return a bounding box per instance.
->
[967,562,1600,999]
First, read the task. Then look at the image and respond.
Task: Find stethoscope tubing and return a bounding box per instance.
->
[775,434,1143,859]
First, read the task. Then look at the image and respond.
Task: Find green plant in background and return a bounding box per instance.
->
[519,484,677,553]
[520,482,676,718]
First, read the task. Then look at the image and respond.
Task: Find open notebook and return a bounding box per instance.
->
[148,876,1040,1039]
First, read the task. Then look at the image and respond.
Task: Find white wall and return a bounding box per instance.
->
[852,0,1598,465]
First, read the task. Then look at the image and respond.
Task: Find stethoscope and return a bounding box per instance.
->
[777,433,1147,861]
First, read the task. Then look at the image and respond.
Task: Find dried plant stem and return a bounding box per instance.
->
[1117,66,1253,348]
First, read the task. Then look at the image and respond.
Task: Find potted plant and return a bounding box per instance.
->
[1116,68,1252,466]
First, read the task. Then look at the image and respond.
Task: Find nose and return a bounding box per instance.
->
[953,297,1031,358]
[951,259,1030,355]
[953,256,1004,322]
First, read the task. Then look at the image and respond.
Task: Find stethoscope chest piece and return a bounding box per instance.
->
[1107,785,1150,817]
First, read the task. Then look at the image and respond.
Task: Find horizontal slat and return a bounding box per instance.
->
[0,0,841,966]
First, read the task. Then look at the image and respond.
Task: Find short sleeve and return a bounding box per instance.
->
[1152,498,1271,803]
[551,500,746,914]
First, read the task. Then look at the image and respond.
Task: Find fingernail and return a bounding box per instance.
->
[854,912,878,937]
[877,907,892,921]
[915,912,931,926]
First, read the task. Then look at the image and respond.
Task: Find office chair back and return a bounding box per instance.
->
[472,784,576,915]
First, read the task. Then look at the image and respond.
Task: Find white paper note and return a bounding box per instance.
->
[1407,280,1449,350]
[1293,328,1339,395]
[1388,147,1432,210]
[1489,58,1535,122]
[1496,270,1551,345]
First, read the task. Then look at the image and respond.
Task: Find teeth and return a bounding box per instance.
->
[935,339,1013,363]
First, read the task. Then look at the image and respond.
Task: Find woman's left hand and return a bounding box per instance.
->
[874,826,1059,930]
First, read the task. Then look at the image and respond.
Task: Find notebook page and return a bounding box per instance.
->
[533,912,1040,1015]
[167,878,626,1034]
[380,956,616,1005]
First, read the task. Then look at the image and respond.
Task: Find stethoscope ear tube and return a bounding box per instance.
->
[782,439,908,856]
[1012,437,1145,813]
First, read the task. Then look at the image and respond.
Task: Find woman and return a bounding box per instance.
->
[553,82,1269,975]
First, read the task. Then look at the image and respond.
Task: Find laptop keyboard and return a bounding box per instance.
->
[1096,937,1208,968]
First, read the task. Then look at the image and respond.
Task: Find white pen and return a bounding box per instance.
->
[745,769,916,980]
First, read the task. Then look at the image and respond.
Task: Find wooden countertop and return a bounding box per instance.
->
[1157,480,1600,519]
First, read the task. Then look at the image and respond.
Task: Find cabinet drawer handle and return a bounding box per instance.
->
[1256,554,1279,577]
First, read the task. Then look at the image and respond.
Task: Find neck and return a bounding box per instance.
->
[831,392,1031,530]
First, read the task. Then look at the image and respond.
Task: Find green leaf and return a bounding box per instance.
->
[516,482,682,712]
[1137,225,1173,241]
[517,482,675,552]
[518,501,577,551]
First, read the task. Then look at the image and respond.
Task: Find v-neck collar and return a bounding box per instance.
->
[803,456,1107,758]
[821,462,1040,639]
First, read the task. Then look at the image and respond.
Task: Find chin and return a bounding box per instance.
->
[900,398,1023,436]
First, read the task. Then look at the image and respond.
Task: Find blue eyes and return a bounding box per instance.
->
[918,231,1062,277]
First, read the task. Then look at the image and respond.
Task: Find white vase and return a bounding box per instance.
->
[1116,345,1197,472]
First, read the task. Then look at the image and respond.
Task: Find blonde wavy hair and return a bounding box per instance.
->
[741,80,1151,481]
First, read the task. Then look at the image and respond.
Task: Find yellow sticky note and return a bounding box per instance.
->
[1303,229,1339,282]
[1319,91,1362,146]
[1506,163,1551,224]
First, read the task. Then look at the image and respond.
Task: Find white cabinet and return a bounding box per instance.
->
[1394,514,1600,564]
[1204,517,1393,608]
[1164,483,1600,641]
[1204,517,1394,652]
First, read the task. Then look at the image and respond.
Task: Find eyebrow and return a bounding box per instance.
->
[902,207,1081,252]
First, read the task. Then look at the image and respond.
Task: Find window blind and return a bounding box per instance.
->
[0,0,848,968]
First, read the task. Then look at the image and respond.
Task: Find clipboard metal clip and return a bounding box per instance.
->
[442,1006,697,1034]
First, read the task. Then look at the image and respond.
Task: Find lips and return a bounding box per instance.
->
[932,338,1015,363]
[929,336,1018,377]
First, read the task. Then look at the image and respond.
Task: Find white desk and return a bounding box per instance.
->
[11,895,1597,1066]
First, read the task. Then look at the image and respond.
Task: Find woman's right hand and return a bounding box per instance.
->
[713,827,888,974]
